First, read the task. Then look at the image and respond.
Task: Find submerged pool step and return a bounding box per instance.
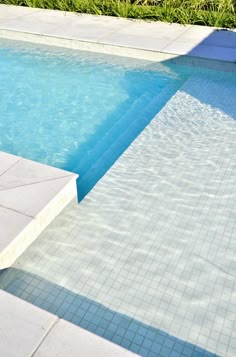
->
[78,81,182,198]
[0,151,78,269]
[74,92,152,173]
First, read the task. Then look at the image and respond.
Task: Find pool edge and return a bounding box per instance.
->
[0,28,235,73]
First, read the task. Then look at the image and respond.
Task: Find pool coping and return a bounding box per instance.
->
[0,4,236,69]
[0,151,78,270]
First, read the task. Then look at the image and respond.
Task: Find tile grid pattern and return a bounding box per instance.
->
[1,74,236,356]
[2,270,220,357]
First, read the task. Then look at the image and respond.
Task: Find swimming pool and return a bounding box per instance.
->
[0,38,187,200]
[1,38,236,357]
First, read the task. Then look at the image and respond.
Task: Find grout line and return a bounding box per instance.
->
[0,202,35,219]
[30,317,60,357]
[0,173,77,193]
[0,172,77,218]
[96,21,134,42]
[18,9,52,17]
[161,25,193,52]
[0,157,22,179]
[0,26,235,64]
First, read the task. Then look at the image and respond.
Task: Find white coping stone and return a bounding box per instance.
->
[0,4,235,64]
[0,289,58,357]
[0,289,138,357]
[0,152,20,175]
[0,151,78,269]
[0,4,40,19]
[34,319,138,357]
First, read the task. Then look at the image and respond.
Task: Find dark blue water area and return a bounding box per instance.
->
[0,268,219,357]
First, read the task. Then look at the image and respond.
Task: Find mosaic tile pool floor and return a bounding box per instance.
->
[1,74,236,357]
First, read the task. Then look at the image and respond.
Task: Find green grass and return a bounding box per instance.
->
[0,0,235,28]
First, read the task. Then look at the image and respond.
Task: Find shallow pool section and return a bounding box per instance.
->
[0,56,236,356]
[0,39,185,199]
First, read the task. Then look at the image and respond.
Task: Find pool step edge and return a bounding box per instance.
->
[0,28,236,72]
[0,153,78,270]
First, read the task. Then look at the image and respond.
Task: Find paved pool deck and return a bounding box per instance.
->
[0,151,78,270]
[0,4,236,357]
[0,289,137,357]
[0,4,236,65]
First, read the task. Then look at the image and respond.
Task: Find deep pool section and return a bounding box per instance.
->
[0,39,184,199]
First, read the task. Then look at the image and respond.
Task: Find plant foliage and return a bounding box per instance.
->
[0,0,235,28]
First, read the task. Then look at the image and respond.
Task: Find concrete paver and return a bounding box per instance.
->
[0,290,137,357]
[0,289,58,357]
[35,319,138,357]
[0,151,78,269]
[0,5,235,62]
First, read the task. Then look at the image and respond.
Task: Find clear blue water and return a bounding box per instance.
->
[0,39,198,199]
[1,38,236,357]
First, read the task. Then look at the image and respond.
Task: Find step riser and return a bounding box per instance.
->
[78,82,182,198]
[77,81,182,177]
[74,93,152,173]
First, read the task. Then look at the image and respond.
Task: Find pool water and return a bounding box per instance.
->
[0,39,186,199]
[1,38,236,357]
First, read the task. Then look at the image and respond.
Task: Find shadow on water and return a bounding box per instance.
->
[162,29,236,118]
[0,268,219,357]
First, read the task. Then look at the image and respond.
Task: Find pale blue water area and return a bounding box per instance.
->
[1,38,236,357]
[1,40,235,200]
[0,39,187,199]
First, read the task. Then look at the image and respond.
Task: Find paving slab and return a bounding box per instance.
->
[0,289,136,357]
[0,289,58,357]
[0,152,20,175]
[101,21,190,51]
[176,24,214,40]
[100,32,174,52]
[0,5,235,63]
[0,4,40,19]
[0,151,78,269]
[34,319,138,357]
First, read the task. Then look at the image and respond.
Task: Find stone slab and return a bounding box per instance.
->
[0,151,78,269]
[0,5,235,63]
[0,289,58,357]
[0,290,137,357]
[34,319,138,357]
[0,4,40,19]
